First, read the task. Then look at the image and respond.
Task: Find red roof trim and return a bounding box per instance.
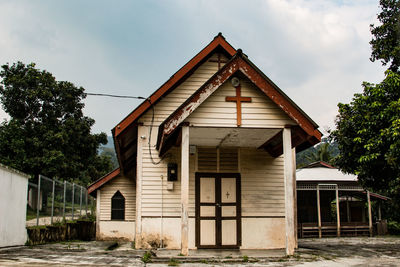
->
[303,161,336,169]
[87,168,120,195]
[113,33,236,137]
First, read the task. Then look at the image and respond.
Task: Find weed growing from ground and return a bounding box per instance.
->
[242,255,249,262]
[168,258,180,266]
[142,251,152,263]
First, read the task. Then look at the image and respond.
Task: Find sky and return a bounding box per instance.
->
[0,0,386,137]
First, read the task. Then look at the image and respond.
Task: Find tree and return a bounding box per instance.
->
[296,140,339,168]
[370,0,400,72]
[331,71,400,220]
[0,62,113,185]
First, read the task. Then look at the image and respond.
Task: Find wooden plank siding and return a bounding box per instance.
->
[99,175,136,221]
[138,53,229,125]
[184,79,294,128]
[241,148,285,217]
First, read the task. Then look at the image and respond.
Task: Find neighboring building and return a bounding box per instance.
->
[296,161,389,238]
[88,33,321,255]
[0,163,29,247]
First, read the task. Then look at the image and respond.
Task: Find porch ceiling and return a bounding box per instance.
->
[189,127,281,148]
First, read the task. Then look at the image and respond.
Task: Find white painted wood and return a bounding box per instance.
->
[336,185,341,237]
[292,148,298,249]
[200,206,215,217]
[222,206,236,217]
[200,178,215,203]
[283,127,295,255]
[221,220,237,245]
[221,178,236,203]
[99,175,136,221]
[200,220,215,245]
[181,125,189,255]
[185,80,294,128]
[135,125,144,248]
[96,190,101,240]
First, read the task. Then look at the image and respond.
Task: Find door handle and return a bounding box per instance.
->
[216,203,221,208]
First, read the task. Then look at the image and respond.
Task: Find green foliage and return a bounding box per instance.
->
[242,255,249,262]
[142,251,152,263]
[370,0,400,72]
[331,71,400,221]
[296,139,339,168]
[99,146,118,169]
[168,258,180,266]
[0,62,114,184]
[388,220,400,235]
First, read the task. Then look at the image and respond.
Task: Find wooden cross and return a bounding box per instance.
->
[209,53,228,70]
[226,85,252,126]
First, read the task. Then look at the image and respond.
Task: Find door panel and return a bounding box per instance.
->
[200,178,215,203]
[196,173,241,249]
[221,220,237,245]
[200,206,215,217]
[200,220,216,245]
[221,178,236,203]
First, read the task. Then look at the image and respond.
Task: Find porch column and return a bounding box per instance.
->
[292,148,298,249]
[367,191,373,237]
[335,185,340,237]
[181,126,189,255]
[317,184,322,238]
[346,196,351,222]
[283,127,295,255]
[135,125,144,248]
[96,190,101,240]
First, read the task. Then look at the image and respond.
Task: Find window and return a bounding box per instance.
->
[111,191,125,220]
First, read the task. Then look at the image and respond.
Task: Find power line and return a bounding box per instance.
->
[86,93,146,100]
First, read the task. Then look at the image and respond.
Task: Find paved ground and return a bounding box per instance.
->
[0,237,399,266]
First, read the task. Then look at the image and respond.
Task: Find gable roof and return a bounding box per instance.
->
[112,33,236,137]
[113,33,236,173]
[156,50,321,156]
[87,168,120,197]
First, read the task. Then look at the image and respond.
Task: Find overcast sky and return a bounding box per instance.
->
[0,0,385,136]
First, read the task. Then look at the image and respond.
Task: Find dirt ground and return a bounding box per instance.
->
[0,237,399,266]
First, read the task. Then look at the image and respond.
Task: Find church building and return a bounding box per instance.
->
[88,33,321,255]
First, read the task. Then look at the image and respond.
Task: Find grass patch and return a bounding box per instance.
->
[200,259,208,264]
[242,255,249,262]
[142,251,152,263]
[168,258,180,266]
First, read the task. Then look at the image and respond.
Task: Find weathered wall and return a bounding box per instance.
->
[97,175,136,240]
[98,221,135,241]
[0,164,29,247]
[242,218,285,249]
[99,175,136,221]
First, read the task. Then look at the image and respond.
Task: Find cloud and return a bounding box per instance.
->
[0,0,385,136]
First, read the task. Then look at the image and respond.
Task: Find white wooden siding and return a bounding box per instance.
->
[99,175,136,221]
[138,53,229,125]
[240,148,285,217]
[185,79,294,128]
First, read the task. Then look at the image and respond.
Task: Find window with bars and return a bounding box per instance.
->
[111,190,125,220]
[197,147,238,172]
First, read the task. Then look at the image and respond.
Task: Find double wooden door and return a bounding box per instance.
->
[195,173,241,248]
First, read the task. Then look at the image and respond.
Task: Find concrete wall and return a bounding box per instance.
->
[98,221,135,241]
[0,164,29,247]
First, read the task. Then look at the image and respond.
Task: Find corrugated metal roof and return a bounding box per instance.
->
[296,167,357,182]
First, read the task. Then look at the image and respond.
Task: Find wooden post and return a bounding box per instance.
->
[317,184,322,238]
[378,202,382,221]
[367,191,373,237]
[181,126,190,256]
[292,148,298,249]
[335,185,340,237]
[346,196,351,222]
[135,125,144,249]
[283,127,295,255]
[96,190,101,240]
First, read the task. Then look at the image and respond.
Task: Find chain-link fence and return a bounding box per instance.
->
[26,175,96,226]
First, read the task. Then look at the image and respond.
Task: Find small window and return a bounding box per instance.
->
[111,191,125,220]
